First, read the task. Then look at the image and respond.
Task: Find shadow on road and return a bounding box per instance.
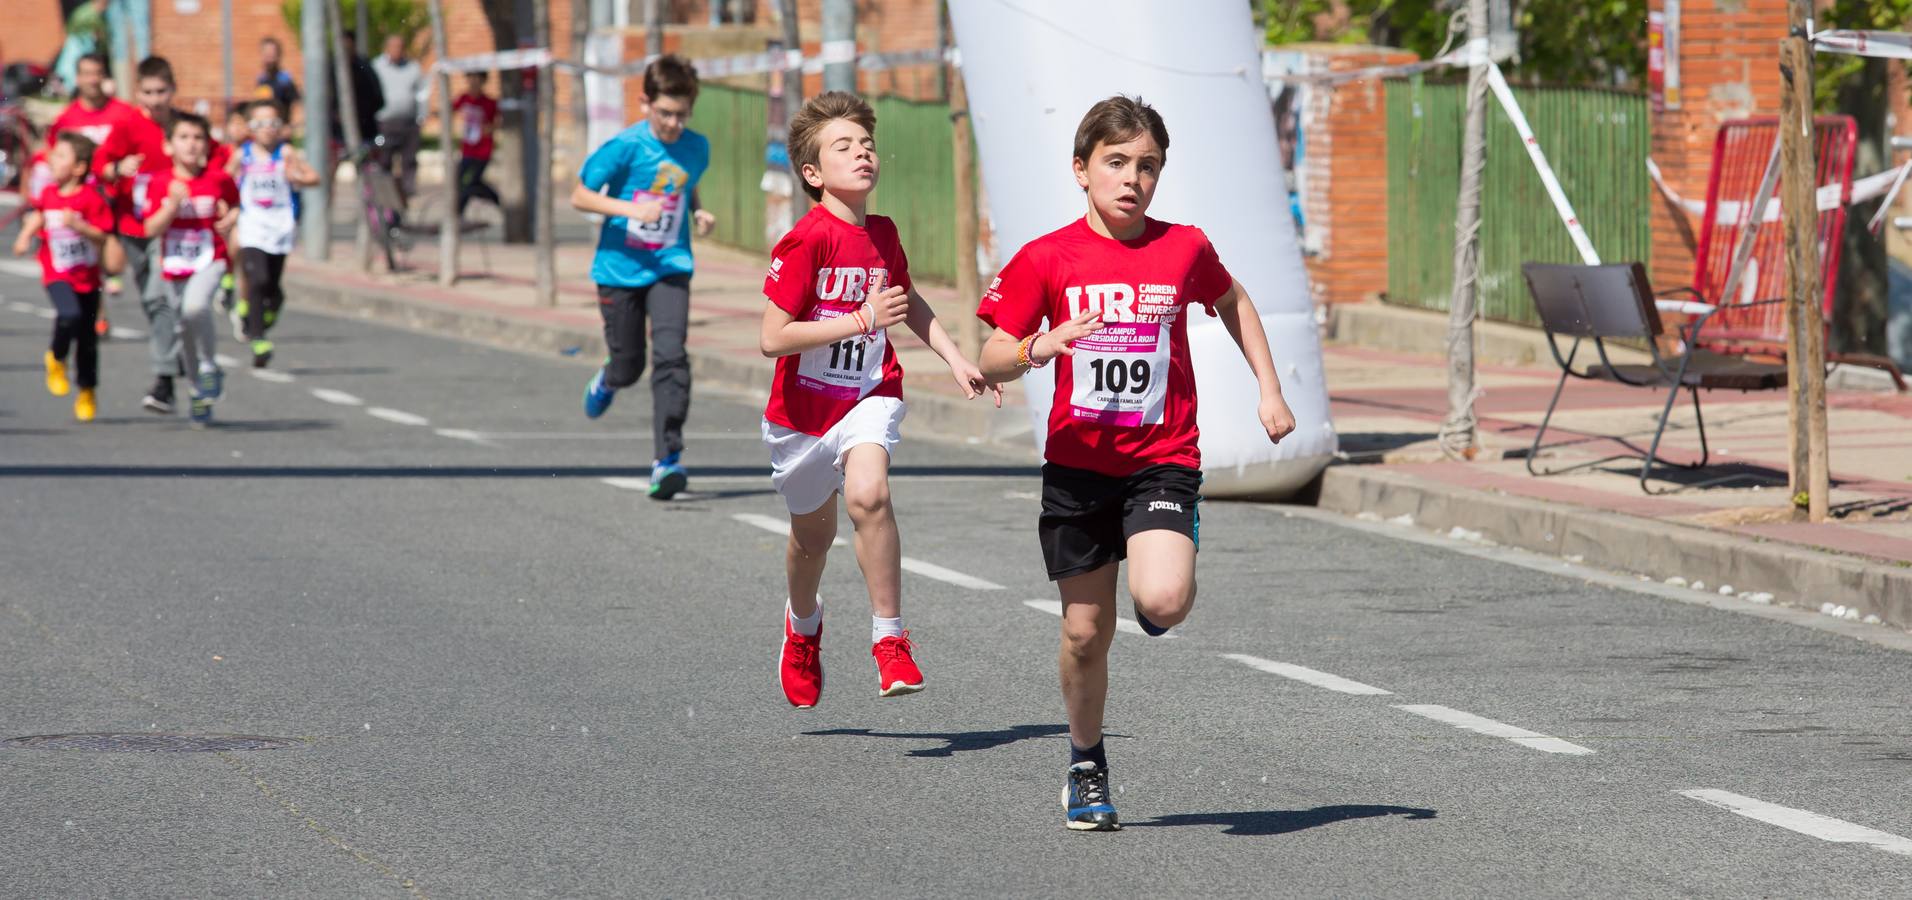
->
[0,464,1035,479]
[803,723,1124,758]
[1130,804,1437,836]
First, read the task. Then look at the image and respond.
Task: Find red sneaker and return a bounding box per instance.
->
[780,614,823,709]
[872,632,925,697]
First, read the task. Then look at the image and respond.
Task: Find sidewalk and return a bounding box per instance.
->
[280,199,1912,630]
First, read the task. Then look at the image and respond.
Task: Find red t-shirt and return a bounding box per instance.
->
[978,217,1234,477]
[453,94,499,161]
[31,184,114,292]
[146,166,241,280]
[104,111,230,237]
[762,206,913,436]
[49,98,141,179]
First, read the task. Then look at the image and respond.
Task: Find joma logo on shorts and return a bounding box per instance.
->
[1148,500,1183,514]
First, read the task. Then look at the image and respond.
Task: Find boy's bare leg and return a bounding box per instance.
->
[840,443,901,619]
[1125,530,1197,629]
[786,496,838,619]
[1058,563,1120,750]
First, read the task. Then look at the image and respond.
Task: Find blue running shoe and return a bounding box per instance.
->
[1132,602,1170,637]
[1063,762,1120,831]
[197,367,224,402]
[583,368,616,419]
[188,396,213,428]
[649,452,688,500]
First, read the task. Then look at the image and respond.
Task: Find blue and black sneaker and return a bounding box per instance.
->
[1063,762,1120,832]
[197,367,224,402]
[583,368,616,419]
[649,451,688,500]
[1132,602,1170,637]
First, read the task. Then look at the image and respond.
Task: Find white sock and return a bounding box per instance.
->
[872,616,903,643]
[788,599,822,636]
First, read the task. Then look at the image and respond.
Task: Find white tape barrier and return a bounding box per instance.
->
[433,44,951,78]
[1812,29,1912,60]
[1647,156,1912,228]
[1265,51,1466,88]
[1482,61,1602,265]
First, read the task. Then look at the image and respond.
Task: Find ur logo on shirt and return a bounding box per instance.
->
[815,267,890,306]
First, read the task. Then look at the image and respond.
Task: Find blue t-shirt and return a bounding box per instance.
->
[579,120,711,288]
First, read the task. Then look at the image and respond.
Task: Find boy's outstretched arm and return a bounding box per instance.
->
[903,290,999,405]
[1212,279,1296,443]
[568,183,662,223]
[11,210,42,256]
[759,285,910,358]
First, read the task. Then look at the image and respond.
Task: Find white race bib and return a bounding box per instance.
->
[132,172,152,214]
[463,109,484,146]
[624,190,684,250]
[1067,321,1170,427]
[47,225,98,273]
[162,227,214,277]
[795,309,887,400]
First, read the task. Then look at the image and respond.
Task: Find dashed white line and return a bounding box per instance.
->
[310,388,364,406]
[900,559,1003,591]
[1394,704,1594,755]
[250,369,295,383]
[1021,599,1162,637]
[214,353,241,369]
[1222,653,1393,695]
[436,428,501,447]
[366,407,430,426]
[1680,789,1912,857]
[31,307,53,319]
[731,512,848,548]
[108,327,146,339]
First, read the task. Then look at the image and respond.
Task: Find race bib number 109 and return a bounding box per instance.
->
[1067,322,1169,427]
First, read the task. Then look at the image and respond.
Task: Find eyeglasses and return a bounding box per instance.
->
[246,118,282,129]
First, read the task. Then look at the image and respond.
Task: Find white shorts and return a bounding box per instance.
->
[762,396,906,515]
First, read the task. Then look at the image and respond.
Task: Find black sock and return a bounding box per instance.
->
[1070,738,1107,770]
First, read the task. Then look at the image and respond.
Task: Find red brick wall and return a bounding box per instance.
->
[1646,0,1788,293]
[1285,44,1418,307]
[7,1,69,72]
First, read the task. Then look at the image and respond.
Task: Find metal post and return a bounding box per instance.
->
[779,0,805,211]
[302,0,334,261]
[645,0,664,59]
[428,0,459,286]
[1780,0,1829,521]
[325,0,371,271]
[1440,0,1490,461]
[948,43,980,359]
[822,0,855,93]
[533,0,556,305]
[221,0,234,113]
[356,0,371,51]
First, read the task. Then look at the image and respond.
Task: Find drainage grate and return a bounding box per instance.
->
[2,733,303,752]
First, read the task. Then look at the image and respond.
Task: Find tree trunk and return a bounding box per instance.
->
[1780,0,1829,522]
[1440,0,1489,461]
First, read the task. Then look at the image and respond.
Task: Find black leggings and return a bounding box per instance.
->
[47,283,100,389]
[457,157,500,215]
[239,247,287,341]
[599,276,692,460]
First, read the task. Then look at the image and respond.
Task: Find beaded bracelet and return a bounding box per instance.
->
[1018,332,1049,369]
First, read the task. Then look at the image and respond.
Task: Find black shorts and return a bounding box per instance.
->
[1039,462,1202,581]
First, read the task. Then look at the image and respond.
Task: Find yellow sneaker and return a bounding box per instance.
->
[75,388,97,422]
[44,351,70,396]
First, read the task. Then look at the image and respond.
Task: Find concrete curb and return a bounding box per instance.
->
[1316,465,1912,632]
[281,268,1036,450]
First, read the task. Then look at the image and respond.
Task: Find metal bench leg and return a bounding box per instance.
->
[1687,386,1709,468]
[1639,380,1685,493]
[1525,368,1571,477]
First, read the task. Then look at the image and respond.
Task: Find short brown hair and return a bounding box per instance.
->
[168,111,211,140]
[245,99,286,121]
[137,56,176,88]
[1072,95,1169,165]
[643,54,699,104]
[787,91,876,201]
[56,132,97,169]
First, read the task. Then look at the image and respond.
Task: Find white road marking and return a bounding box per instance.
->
[6,299,39,313]
[1222,653,1393,695]
[32,307,53,319]
[309,388,364,406]
[436,428,502,447]
[214,353,241,369]
[1021,599,1161,637]
[462,430,762,441]
[1679,789,1912,857]
[731,512,847,548]
[366,407,430,426]
[109,326,146,339]
[601,477,653,491]
[0,259,40,278]
[250,369,295,383]
[1394,704,1594,755]
[900,559,1004,591]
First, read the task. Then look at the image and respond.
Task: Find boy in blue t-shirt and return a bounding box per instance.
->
[570,54,715,500]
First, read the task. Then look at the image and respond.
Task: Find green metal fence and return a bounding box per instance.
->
[690,84,965,283]
[1385,78,1651,327]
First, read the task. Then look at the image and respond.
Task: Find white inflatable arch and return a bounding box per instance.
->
[949,0,1337,498]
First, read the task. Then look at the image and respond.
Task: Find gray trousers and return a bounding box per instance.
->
[162,260,228,381]
[378,117,421,198]
[123,235,178,378]
[599,276,692,461]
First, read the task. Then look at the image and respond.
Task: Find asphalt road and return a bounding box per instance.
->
[2,262,1910,899]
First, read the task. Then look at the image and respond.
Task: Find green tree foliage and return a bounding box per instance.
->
[281,0,430,59]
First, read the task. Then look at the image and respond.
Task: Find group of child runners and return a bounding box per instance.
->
[572,57,1297,831]
[13,47,1297,832]
[14,51,501,426]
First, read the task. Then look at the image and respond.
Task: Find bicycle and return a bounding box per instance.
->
[350,134,411,271]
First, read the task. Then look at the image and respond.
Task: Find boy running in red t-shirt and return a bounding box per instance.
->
[452,72,502,216]
[13,133,115,422]
[760,92,996,708]
[977,96,1297,831]
[140,112,241,427]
